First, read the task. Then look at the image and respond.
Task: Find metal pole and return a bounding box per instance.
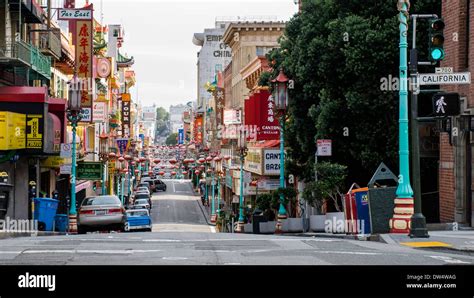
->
[70,122,77,215]
[217,174,221,214]
[211,171,215,217]
[276,115,287,233]
[238,155,244,223]
[409,15,429,238]
[121,175,124,205]
[390,0,414,233]
[102,162,106,195]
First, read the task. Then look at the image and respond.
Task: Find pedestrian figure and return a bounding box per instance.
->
[436,96,447,114]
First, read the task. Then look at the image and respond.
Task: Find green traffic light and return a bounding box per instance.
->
[430,48,444,61]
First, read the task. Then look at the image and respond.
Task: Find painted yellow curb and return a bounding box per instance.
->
[400,241,452,248]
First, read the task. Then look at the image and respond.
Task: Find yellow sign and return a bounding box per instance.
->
[41,157,71,168]
[0,112,26,150]
[26,114,43,149]
[121,93,131,102]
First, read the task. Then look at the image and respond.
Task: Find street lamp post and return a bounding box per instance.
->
[99,129,109,195]
[66,75,83,233]
[271,69,289,234]
[235,128,248,232]
[390,0,415,233]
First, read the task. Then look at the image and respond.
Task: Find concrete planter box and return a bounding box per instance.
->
[243,223,253,233]
[288,218,303,232]
[281,219,289,232]
[325,212,346,234]
[260,221,277,234]
[310,215,326,232]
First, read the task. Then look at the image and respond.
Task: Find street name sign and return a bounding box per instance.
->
[435,67,453,74]
[316,139,332,156]
[418,72,471,86]
[432,92,460,117]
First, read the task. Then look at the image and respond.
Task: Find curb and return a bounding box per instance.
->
[277,232,372,241]
[195,194,214,226]
[0,231,68,240]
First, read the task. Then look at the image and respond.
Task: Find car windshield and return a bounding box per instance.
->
[82,196,120,206]
[138,187,148,191]
[127,210,148,216]
[135,199,148,205]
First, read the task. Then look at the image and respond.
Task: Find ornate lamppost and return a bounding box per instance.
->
[66,75,83,233]
[99,129,109,195]
[271,69,289,234]
[235,128,248,232]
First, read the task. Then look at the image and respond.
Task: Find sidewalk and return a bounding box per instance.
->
[193,187,214,226]
[379,230,474,252]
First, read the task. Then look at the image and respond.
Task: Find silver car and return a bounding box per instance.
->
[77,195,126,234]
[133,198,150,211]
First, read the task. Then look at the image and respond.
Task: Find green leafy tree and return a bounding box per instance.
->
[265,0,440,186]
[165,133,178,145]
[156,107,170,137]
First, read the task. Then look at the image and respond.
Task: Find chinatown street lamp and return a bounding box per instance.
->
[214,156,223,219]
[271,69,289,234]
[66,75,83,233]
[235,128,248,232]
[99,129,109,195]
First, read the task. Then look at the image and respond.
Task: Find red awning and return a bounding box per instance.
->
[0,86,48,103]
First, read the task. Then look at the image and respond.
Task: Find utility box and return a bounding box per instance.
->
[367,162,398,234]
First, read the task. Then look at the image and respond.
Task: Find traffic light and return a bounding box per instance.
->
[428,18,445,62]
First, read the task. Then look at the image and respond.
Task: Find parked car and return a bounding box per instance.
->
[124,209,152,232]
[154,179,167,192]
[133,198,150,211]
[77,195,126,234]
[136,186,150,195]
[134,192,152,207]
[141,178,156,192]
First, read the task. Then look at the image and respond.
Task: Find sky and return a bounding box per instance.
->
[76,0,298,111]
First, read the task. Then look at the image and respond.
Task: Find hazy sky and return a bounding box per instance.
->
[76,0,298,110]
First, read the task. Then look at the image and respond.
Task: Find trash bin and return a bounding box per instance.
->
[252,208,266,234]
[344,183,371,235]
[33,198,59,231]
[367,162,398,234]
[54,214,69,232]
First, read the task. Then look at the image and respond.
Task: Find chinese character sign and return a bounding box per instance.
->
[75,19,93,111]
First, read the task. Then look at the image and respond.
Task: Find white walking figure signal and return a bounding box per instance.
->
[436,96,447,114]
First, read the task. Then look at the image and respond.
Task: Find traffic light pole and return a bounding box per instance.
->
[408,14,437,238]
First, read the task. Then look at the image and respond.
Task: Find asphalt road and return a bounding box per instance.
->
[0,180,473,265]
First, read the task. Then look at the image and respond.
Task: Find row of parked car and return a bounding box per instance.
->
[76,177,168,234]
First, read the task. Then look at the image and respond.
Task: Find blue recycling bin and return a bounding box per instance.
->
[33,198,59,231]
[354,189,372,234]
[54,214,69,232]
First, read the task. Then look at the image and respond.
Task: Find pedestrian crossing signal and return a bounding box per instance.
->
[432,92,460,117]
[429,18,445,62]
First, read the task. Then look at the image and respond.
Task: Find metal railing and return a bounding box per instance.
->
[0,39,51,79]
[37,31,61,59]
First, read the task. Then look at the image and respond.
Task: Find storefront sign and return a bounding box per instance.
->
[41,157,71,168]
[0,112,25,150]
[26,114,43,149]
[194,116,203,144]
[58,8,93,20]
[245,91,280,141]
[76,17,93,120]
[244,148,263,175]
[223,109,241,125]
[60,164,72,175]
[77,162,102,180]
[121,100,130,136]
[317,139,332,156]
[93,102,107,122]
[81,108,92,122]
[263,149,283,176]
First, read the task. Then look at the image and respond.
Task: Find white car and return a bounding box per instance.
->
[133,199,151,211]
[136,186,150,195]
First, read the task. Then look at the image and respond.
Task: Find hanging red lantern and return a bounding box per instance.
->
[224,155,231,161]
[139,157,146,163]
[188,158,195,163]
[194,170,200,175]
[214,156,222,162]
[124,155,132,161]
[108,152,116,159]
[169,158,177,164]
[198,157,205,164]
[154,159,161,164]
[206,156,213,162]
[118,156,125,162]
[182,171,188,175]
[134,169,140,174]
[171,171,177,176]
[158,171,165,176]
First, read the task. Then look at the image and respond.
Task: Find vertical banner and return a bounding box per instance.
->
[121,94,131,137]
[178,128,184,144]
[75,9,93,122]
[116,138,129,155]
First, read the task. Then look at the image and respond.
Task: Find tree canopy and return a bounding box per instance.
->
[265,0,440,186]
[165,132,178,145]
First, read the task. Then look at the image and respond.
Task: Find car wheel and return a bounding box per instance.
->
[147,228,152,232]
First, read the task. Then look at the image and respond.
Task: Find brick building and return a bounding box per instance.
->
[439,0,473,226]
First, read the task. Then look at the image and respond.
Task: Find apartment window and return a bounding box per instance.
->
[256,46,273,57]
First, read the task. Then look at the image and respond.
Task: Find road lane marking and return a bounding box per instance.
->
[428,255,470,264]
[224,263,241,265]
[162,257,187,260]
[312,251,381,255]
[21,249,163,254]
